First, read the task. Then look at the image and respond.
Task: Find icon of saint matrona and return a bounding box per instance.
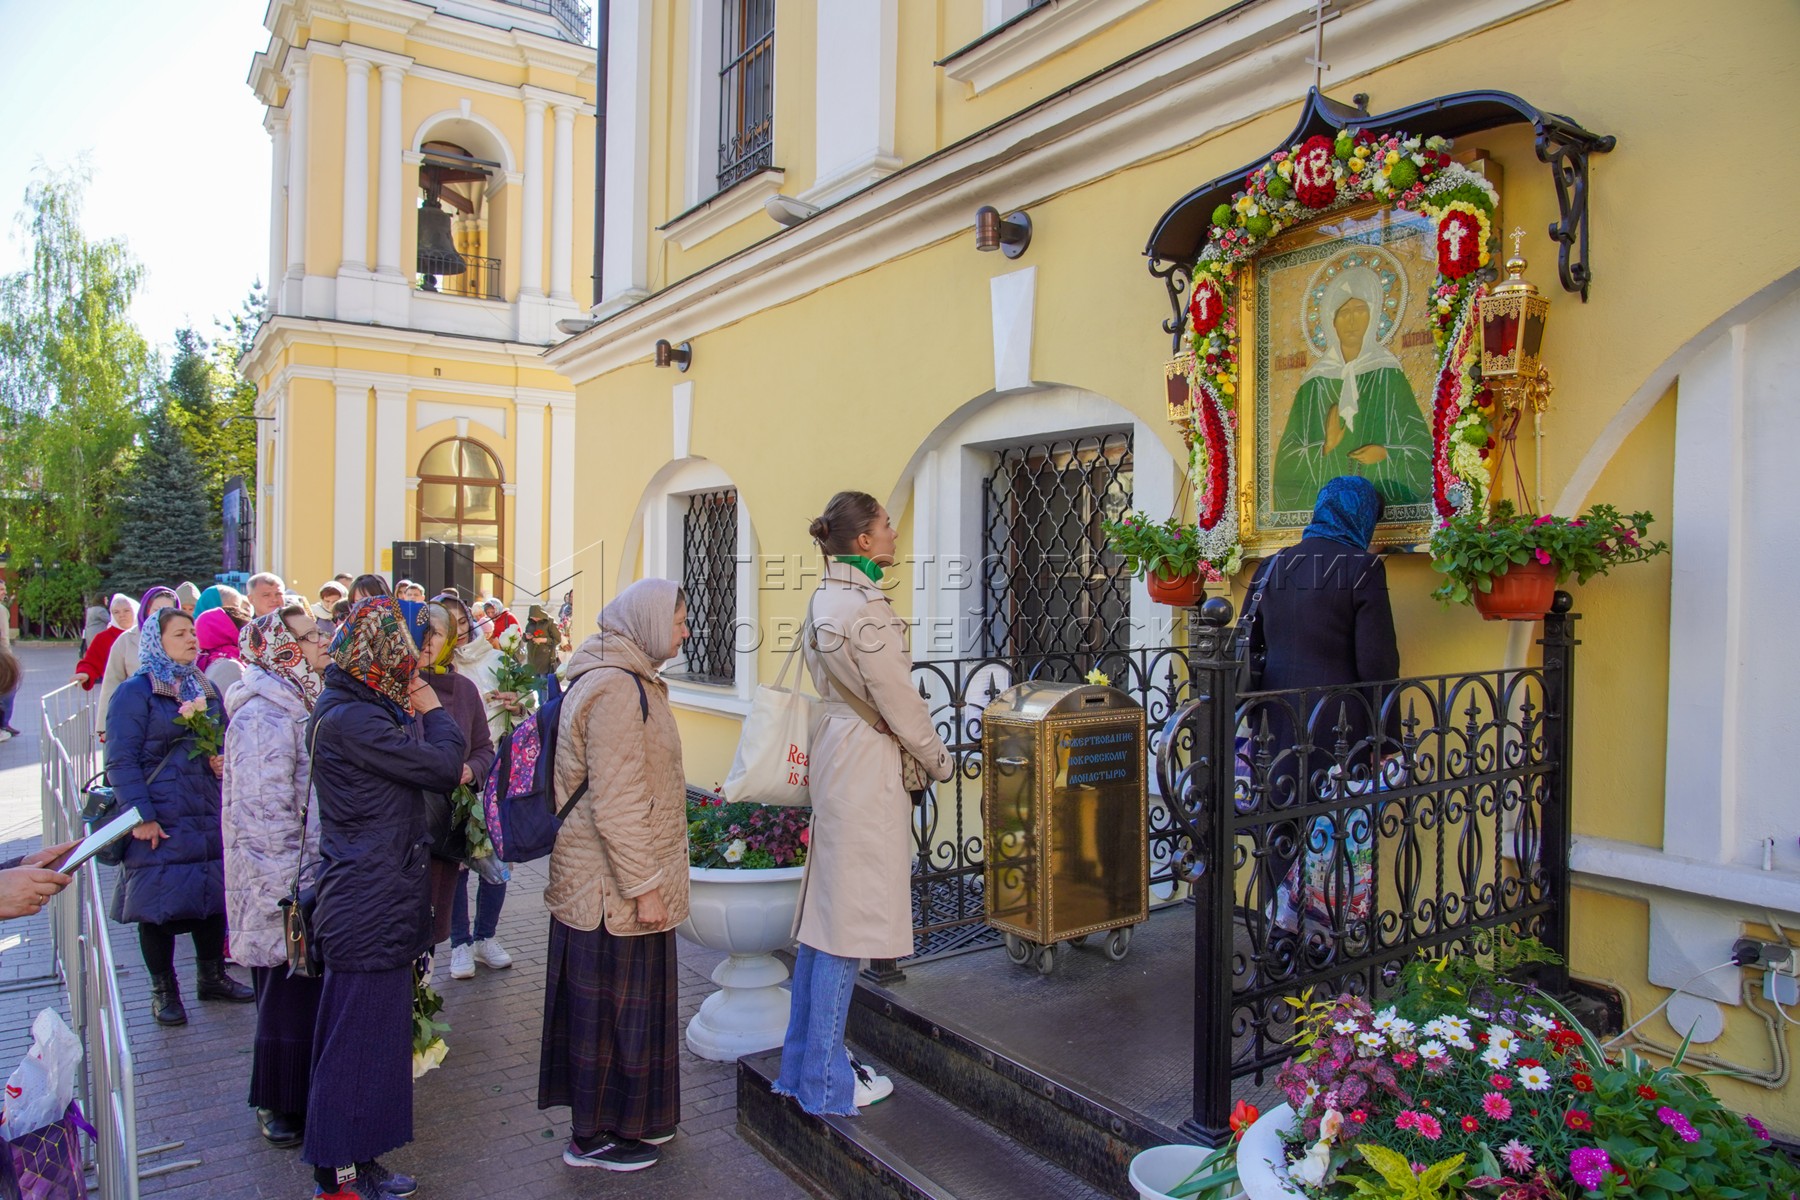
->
[1272,257,1432,512]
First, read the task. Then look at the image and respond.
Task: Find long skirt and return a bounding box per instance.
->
[249,966,323,1114]
[536,918,680,1140]
[302,966,414,1168]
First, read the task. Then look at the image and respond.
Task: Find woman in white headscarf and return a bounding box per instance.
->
[539,579,691,1172]
[1273,263,1432,510]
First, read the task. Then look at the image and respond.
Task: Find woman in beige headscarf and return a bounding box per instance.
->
[539,579,690,1172]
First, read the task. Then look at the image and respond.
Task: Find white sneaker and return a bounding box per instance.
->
[0,731,13,743]
[473,937,513,970]
[449,943,475,979]
[850,1053,893,1107]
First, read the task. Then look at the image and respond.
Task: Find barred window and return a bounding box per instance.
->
[980,432,1134,659]
[675,488,739,685]
[718,0,775,191]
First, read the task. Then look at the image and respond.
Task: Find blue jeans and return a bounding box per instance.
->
[0,687,13,730]
[772,944,859,1116]
[450,868,506,947]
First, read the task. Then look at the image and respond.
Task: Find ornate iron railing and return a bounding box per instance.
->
[495,0,591,43]
[1158,596,1578,1144]
[718,0,775,191]
[416,251,502,301]
[890,642,1200,964]
[674,489,738,685]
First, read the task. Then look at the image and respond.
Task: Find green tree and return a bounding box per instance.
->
[0,165,151,626]
[162,315,257,551]
[103,404,218,596]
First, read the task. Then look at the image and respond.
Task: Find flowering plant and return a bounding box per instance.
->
[490,632,541,732]
[1428,501,1668,607]
[1266,938,1799,1198]
[1101,510,1244,585]
[173,695,224,759]
[411,967,449,1079]
[687,789,809,870]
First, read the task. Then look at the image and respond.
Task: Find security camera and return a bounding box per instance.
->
[764,194,821,227]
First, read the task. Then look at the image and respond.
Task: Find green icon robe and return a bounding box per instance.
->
[1272,366,1433,511]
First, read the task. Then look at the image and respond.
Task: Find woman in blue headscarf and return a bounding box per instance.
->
[105,606,254,1025]
[1240,476,1400,959]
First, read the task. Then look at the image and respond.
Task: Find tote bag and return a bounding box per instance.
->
[720,603,818,807]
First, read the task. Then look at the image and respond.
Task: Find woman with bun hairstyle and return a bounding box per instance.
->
[772,492,953,1115]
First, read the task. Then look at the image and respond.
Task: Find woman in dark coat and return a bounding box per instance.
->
[1243,476,1400,948]
[106,607,256,1025]
[303,596,465,1200]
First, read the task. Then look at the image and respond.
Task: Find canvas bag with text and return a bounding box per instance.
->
[721,602,818,807]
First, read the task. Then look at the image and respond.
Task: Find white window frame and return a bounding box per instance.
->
[637,458,759,716]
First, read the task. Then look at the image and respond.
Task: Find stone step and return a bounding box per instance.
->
[738,1049,1117,1200]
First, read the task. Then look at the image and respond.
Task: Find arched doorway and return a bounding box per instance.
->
[416,437,505,597]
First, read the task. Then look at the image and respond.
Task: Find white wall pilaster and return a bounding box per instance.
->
[512,397,547,603]
[550,104,576,302]
[283,55,310,315]
[804,0,900,207]
[373,385,410,557]
[521,98,547,297]
[333,383,370,573]
[549,400,576,586]
[338,55,375,321]
[595,0,654,313]
[375,64,405,275]
[266,113,289,317]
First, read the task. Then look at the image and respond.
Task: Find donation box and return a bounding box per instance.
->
[981,682,1148,972]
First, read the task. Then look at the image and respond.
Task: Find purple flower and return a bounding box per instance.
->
[1569,1147,1611,1188]
[1657,1105,1700,1143]
[1747,1114,1771,1141]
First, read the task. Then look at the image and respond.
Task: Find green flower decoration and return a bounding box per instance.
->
[1334,132,1355,160]
[1244,214,1273,238]
[1388,158,1420,190]
[1211,203,1234,229]
[1265,175,1291,201]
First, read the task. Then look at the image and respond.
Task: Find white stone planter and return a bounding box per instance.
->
[677,865,805,1062]
[1128,1144,1243,1200]
[1237,1104,1303,1200]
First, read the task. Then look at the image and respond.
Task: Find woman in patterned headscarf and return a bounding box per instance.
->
[106,607,255,1026]
[300,597,466,1199]
[222,605,331,1147]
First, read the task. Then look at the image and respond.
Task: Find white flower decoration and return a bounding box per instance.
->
[1480,1045,1512,1070]
[1517,1065,1551,1091]
[724,838,747,863]
[1488,1026,1518,1053]
[1333,1019,1360,1035]
[1293,1138,1334,1186]
[1356,1031,1385,1056]
[1526,1012,1556,1032]
[1419,1039,1446,1060]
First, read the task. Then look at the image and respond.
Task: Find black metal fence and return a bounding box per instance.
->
[496,0,591,43]
[417,251,502,301]
[1157,596,1578,1143]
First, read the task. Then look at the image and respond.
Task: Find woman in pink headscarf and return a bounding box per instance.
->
[196,608,246,694]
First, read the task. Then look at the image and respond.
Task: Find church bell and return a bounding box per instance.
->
[416,204,466,290]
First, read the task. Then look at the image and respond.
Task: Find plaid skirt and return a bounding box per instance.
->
[302,966,414,1168]
[537,918,680,1140]
[249,966,323,1113]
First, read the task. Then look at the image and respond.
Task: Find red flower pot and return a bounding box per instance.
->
[1472,561,1557,621]
[1147,570,1207,607]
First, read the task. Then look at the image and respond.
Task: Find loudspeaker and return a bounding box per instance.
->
[392,541,477,601]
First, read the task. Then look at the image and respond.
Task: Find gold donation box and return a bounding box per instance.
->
[981,682,1148,974]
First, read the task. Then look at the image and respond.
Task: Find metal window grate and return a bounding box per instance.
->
[718,0,775,192]
[980,432,1134,660]
[416,251,502,301]
[677,489,738,684]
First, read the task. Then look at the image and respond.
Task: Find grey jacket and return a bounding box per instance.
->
[221,667,319,968]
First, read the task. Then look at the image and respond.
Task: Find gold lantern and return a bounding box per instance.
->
[1164,352,1197,438]
[1478,229,1553,414]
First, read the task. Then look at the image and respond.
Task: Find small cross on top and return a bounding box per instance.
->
[1510,227,1528,258]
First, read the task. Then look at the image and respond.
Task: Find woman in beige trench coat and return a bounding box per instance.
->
[773,492,952,1116]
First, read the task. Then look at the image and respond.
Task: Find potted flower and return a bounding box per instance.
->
[1213,936,1800,1198]
[1428,501,1667,620]
[677,789,811,1061]
[1103,511,1244,607]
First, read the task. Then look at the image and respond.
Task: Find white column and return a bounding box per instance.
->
[266,113,289,316]
[549,103,576,301]
[521,98,547,297]
[512,397,547,603]
[602,0,654,309]
[373,386,409,556]
[334,383,370,572]
[340,55,372,270]
[806,0,900,205]
[549,400,575,583]
[283,55,311,313]
[375,63,405,275]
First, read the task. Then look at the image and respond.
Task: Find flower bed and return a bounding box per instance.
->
[687,789,809,869]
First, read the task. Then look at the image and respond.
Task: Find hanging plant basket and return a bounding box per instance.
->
[1147,570,1208,608]
[1471,560,1557,621]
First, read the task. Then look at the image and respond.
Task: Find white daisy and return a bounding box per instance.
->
[1439,1016,1471,1038]
[1387,1017,1417,1045]
[1356,1032,1386,1056]
[1526,1012,1556,1032]
[1517,1065,1551,1091]
[1422,1018,1448,1039]
[1480,1045,1512,1070]
[1419,1039,1447,1060]
[1334,1019,1360,1035]
[1488,1026,1519,1053]
[1372,1007,1399,1031]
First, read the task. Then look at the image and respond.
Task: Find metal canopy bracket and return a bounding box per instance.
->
[1145,88,1617,352]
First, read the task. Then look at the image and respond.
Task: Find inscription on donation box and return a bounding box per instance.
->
[1057,728,1140,789]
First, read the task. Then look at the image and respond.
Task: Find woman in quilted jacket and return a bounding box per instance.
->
[222,605,330,1148]
[539,578,691,1173]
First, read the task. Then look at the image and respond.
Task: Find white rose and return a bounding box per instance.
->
[412,1038,448,1079]
[1292,1138,1334,1186]
[724,838,747,864]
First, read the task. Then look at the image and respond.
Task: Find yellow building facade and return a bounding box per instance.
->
[244,0,597,602]
[548,0,1800,1130]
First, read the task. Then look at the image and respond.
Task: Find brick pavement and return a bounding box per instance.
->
[0,645,811,1200]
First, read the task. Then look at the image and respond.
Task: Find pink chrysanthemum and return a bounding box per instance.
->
[1413,1113,1442,1141]
[1481,1092,1512,1120]
[1498,1138,1534,1174]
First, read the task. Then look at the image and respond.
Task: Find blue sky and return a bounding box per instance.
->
[0,0,271,353]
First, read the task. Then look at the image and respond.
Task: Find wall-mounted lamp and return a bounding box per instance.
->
[654,339,692,371]
[764,194,820,228]
[974,205,1032,258]
[556,316,601,336]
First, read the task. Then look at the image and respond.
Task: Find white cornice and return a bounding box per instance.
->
[244,315,578,382]
[270,362,574,408]
[547,0,1555,383]
[942,0,1160,95]
[656,170,786,252]
[306,40,416,71]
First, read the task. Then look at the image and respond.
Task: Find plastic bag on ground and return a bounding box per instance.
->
[0,1012,81,1139]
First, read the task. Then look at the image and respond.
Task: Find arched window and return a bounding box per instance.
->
[417,438,505,597]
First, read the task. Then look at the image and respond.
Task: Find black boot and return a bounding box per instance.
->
[256,1107,304,1147]
[149,971,187,1026]
[196,959,255,1003]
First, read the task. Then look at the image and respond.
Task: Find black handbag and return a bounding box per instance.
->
[282,721,324,979]
[1234,558,1273,694]
[80,742,188,866]
[422,790,469,863]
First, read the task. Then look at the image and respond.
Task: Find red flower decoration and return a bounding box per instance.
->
[1460,1115,1480,1133]
[1188,277,1225,336]
[1565,1109,1594,1132]
[1229,1100,1260,1137]
[1292,135,1338,208]
[1637,1085,1659,1101]
[1572,1073,1594,1093]
[1195,386,1231,531]
[1436,207,1484,280]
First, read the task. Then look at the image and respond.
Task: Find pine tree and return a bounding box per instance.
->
[104,404,219,596]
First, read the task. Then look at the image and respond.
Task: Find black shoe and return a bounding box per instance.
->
[563,1134,658,1171]
[196,959,255,1003]
[358,1159,417,1197]
[149,971,187,1026]
[256,1107,303,1147]
[640,1127,676,1146]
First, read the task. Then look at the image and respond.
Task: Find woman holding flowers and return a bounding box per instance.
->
[221,605,330,1147]
[105,606,254,1026]
[302,596,465,1200]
